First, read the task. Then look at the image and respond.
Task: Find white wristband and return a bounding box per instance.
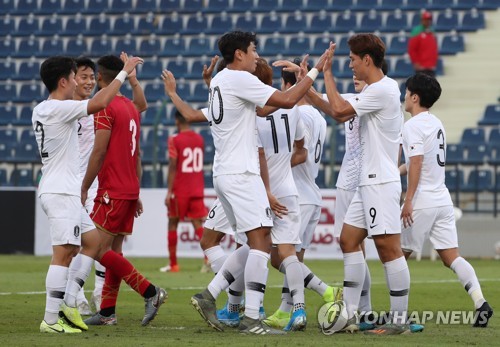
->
[306,68,319,82]
[114,70,128,84]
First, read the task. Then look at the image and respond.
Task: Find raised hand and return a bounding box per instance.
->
[120,52,137,78]
[122,55,144,75]
[315,42,336,73]
[202,55,219,87]
[323,42,337,74]
[161,69,177,97]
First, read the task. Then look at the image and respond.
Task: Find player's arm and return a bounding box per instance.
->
[165,137,177,208]
[401,155,423,228]
[81,129,111,205]
[121,52,148,113]
[259,147,287,218]
[135,143,144,217]
[162,70,207,123]
[291,137,307,167]
[202,55,219,87]
[399,164,407,176]
[87,56,143,115]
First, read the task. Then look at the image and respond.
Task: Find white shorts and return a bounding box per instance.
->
[271,196,301,245]
[401,205,458,253]
[295,204,321,251]
[204,198,233,234]
[344,181,402,237]
[214,173,273,234]
[333,188,356,237]
[40,193,95,246]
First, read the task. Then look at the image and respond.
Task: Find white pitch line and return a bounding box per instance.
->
[1,278,499,296]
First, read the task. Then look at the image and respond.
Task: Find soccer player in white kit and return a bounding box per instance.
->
[400,73,493,328]
[321,34,410,335]
[162,30,329,334]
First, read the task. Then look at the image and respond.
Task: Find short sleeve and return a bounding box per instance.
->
[94,108,113,131]
[295,116,305,141]
[403,122,424,157]
[346,84,385,118]
[167,136,178,159]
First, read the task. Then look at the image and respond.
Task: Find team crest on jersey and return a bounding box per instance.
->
[74,225,80,238]
[265,207,272,219]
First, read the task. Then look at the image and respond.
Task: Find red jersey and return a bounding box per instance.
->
[168,130,205,197]
[94,95,140,200]
[408,28,438,70]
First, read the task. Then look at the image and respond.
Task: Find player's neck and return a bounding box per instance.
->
[365,69,385,85]
[411,107,429,117]
[48,90,71,101]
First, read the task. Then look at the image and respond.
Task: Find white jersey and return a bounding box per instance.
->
[33,99,90,197]
[291,105,326,206]
[205,68,276,177]
[257,106,304,199]
[78,114,98,193]
[347,76,403,186]
[402,111,453,209]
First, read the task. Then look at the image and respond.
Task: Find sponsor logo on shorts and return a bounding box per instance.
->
[73,225,80,238]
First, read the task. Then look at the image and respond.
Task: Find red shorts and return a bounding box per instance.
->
[91,196,137,235]
[168,195,208,221]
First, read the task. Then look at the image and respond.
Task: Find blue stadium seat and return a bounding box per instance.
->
[141,143,167,165]
[188,81,209,102]
[89,35,113,56]
[159,0,181,11]
[182,11,209,34]
[1,0,15,13]
[141,168,164,187]
[144,79,166,102]
[87,14,112,35]
[330,0,353,11]
[359,10,382,32]
[333,35,351,56]
[488,143,500,165]
[13,0,38,14]
[145,126,170,146]
[204,170,213,188]
[139,57,164,79]
[109,0,133,13]
[205,0,230,13]
[12,142,39,162]
[14,35,40,58]
[141,102,168,125]
[427,0,455,10]
[20,129,36,144]
[0,35,15,58]
[280,0,303,10]
[15,104,36,125]
[235,11,257,31]
[446,143,465,164]
[139,34,162,56]
[40,35,64,57]
[334,10,357,33]
[387,32,409,55]
[253,0,279,11]
[0,81,17,102]
[391,55,413,79]
[463,169,493,192]
[445,169,464,191]
[0,128,18,145]
[0,168,8,185]
[16,14,40,36]
[479,105,500,126]
[163,36,186,56]
[378,0,404,10]
[283,11,307,33]
[0,103,17,125]
[200,129,215,163]
[286,34,311,55]
[37,14,63,35]
[231,0,254,12]
[464,143,489,165]
[113,13,136,35]
[63,13,88,36]
[312,34,335,55]
[260,12,283,34]
[0,14,16,36]
[353,0,373,10]
[0,57,16,79]
[186,34,213,56]
[135,0,158,13]
[263,35,286,55]
[85,0,110,14]
[489,127,500,144]
[316,168,326,188]
[120,83,133,99]
[137,12,162,34]
[187,55,215,78]
[477,0,500,10]
[435,9,459,31]
[383,9,409,32]
[175,81,191,100]
[183,0,204,12]
[207,11,233,34]
[10,168,34,186]
[66,34,88,56]
[115,34,138,55]
[60,0,86,14]
[460,9,486,31]
[454,0,480,9]
[461,127,486,146]
[166,58,189,77]
[440,32,465,55]
[307,10,333,33]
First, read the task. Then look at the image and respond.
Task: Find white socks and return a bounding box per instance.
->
[64,254,93,307]
[278,276,293,313]
[93,260,106,297]
[450,256,486,309]
[343,251,366,319]
[384,256,410,324]
[44,265,68,324]
[281,255,305,309]
[300,262,328,296]
[204,245,227,274]
[359,261,372,313]
[244,249,270,319]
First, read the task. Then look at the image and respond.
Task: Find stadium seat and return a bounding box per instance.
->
[488,143,500,165]
[252,0,279,11]
[141,168,164,187]
[139,57,164,79]
[66,34,88,56]
[12,142,39,162]
[260,11,283,34]
[391,55,414,79]
[15,103,36,125]
[163,35,186,56]
[454,0,481,9]
[200,129,215,164]
[330,0,353,11]
[0,128,18,145]
[283,10,307,33]
[87,14,112,35]
[387,31,409,55]
[60,0,86,13]
[137,11,162,34]
[204,170,213,188]
[383,9,409,32]
[142,101,168,125]
[477,0,500,10]
[183,0,204,12]
[205,0,230,13]
[41,35,64,57]
[334,10,357,33]
[316,168,326,188]
[186,34,213,56]
[0,81,17,102]
[286,33,311,55]
[230,0,254,12]
[175,80,191,100]
[14,35,40,58]
[63,13,88,36]
[460,8,486,31]
[333,35,351,56]
[263,34,286,55]
[135,0,158,13]
[109,0,134,13]
[85,0,110,14]
[461,127,486,146]
[359,10,382,32]
[144,79,166,102]
[20,129,36,144]
[207,11,233,34]
[435,8,459,31]
[464,143,489,165]
[89,34,113,56]
[182,11,209,34]
[0,57,16,80]
[115,34,138,56]
[280,0,303,11]
[15,57,40,81]
[446,143,465,164]
[489,127,500,144]
[312,33,334,55]
[440,31,465,55]
[187,55,215,78]
[166,58,189,78]
[113,12,136,35]
[0,103,17,125]
[0,35,15,58]
[159,0,181,11]
[188,81,209,102]
[234,11,257,31]
[139,34,162,56]
[9,168,34,187]
[13,0,38,14]
[1,0,15,13]
[428,0,455,10]
[37,14,63,36]
[378,0,404,10]
[0,14,15,36]
[307,10,333,33]
[445,169,465,191]
[463,169,493,192]
[0,168,8,186]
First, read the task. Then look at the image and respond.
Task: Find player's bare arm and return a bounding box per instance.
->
[162,70,207,123]
[165,153,177,208]
[135,146,143,217]
[81,129,111,205]
[259,147,287,219]
[291,137,307,167]
[401,155,423,228]
[202,54,219,87]
[87,56,143,115]
[121,52,148,113]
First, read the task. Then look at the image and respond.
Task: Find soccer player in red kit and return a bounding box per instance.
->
[160,110,208,273]
[82,54,167,326]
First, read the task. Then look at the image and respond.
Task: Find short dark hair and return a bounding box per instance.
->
[253,58,273,86]
[174,109,187,124]
[381,59,388,75]
[75,56,96,74]
[96,55,124,84]
[216,58,227,73]
[217,31,258,64]
[40,56,77,93]
[281,57,311,86]
[348,33,385,68]
[405,73,442,109]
